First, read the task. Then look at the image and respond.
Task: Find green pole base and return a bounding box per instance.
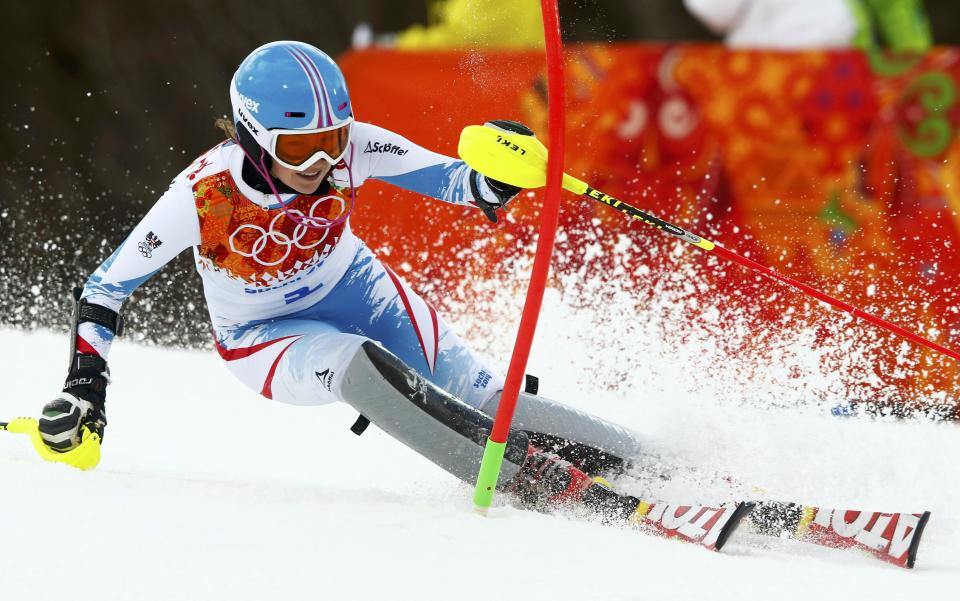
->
[473,438,508,513]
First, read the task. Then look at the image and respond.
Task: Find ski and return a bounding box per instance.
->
[630,500,756,551]
[748,501,931,569]
[615,456,931,567]
[581,482,755,552]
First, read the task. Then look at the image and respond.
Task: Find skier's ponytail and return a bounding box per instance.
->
[214,117,237,140]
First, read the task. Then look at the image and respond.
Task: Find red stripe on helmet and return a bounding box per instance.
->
[292,46,335,127]
[286,47,325,128]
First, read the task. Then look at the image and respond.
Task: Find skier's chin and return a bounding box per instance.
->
[271,161,332,194]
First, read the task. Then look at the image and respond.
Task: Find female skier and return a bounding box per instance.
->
[38,41,642,511]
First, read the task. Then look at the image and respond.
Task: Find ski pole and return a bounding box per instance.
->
[457,125,960,362]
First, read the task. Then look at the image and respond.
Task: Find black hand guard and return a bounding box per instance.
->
[470,170,522,223]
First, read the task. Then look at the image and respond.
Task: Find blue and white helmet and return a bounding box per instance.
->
[230,41,353,171]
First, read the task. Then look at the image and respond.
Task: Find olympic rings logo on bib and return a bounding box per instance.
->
[228,196,346,267]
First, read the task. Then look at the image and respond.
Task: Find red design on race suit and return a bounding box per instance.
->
[193,170,347,288]
[383,265,439,373]
[186,157,212,181]
[75,335,100,356]
[214,334,300,400]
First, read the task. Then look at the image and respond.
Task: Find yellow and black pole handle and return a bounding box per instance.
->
[457,124,960,362]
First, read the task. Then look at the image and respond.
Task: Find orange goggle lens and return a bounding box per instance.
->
[274,125,351,166]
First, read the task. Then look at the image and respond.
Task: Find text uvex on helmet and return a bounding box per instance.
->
[230,41,353,172]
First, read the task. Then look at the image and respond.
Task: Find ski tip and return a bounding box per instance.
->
[715,502,756,552]
[906,511,931,569]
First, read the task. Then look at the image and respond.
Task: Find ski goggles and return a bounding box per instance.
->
[270,118,353,171]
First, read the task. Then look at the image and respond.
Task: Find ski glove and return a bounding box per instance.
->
[470,120,531,223]
[39,355,109,451]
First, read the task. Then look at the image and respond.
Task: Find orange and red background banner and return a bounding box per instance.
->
[340,45,960,415]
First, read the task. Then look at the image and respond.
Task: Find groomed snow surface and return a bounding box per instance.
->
[2,302,958,600]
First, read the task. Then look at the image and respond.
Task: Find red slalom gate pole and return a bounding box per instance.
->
[472,0,566,513]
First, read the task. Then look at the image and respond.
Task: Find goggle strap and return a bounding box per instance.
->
[232,134,356,232]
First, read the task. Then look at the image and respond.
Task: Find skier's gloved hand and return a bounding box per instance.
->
[39,355,109,451]
[471,171,522,224]
[470,119,532,223]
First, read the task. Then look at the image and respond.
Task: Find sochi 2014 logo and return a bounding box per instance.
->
[228,197,345,267]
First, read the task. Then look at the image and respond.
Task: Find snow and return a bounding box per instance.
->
[2,316,959,600]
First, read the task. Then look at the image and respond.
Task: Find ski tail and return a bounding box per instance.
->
[632,500,755,551]
[580,482,754,551]
[749,502,931,568]
[908,511,932,568]
[714,502,756,551]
